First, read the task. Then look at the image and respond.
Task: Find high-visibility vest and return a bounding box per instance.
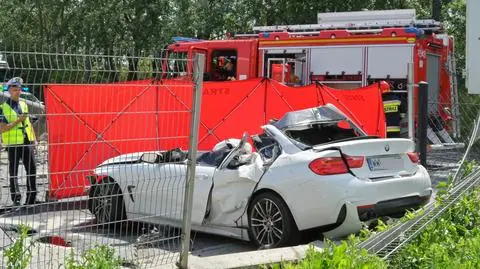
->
[383,93,402,133]
[1,101,36,145]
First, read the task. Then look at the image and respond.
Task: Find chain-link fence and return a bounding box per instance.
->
[425,86,480,186]
[0,46,204,268]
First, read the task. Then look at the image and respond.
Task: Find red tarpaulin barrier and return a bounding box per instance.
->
[316,82,386,137]
[44,79,385,200]
[264,80,386,137]
[198,79,266,149]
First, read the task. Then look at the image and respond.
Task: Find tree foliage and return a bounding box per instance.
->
[0,0,467,83]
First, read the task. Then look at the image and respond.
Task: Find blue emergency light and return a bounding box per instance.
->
[172,37,203,43]
[405,27,425,37]
[2,85,29,92]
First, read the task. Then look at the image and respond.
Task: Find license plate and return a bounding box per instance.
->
[367,155,403,171]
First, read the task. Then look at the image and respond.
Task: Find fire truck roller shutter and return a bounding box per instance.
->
[367,45,414,79]
[310,47,363,75]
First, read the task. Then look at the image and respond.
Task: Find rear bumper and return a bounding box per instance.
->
[278,164,432,231]
[357,193,431,221]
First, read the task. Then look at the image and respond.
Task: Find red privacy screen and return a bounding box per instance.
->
[44,79,386,200]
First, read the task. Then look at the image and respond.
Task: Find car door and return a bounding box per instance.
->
[135,155,214,225]
[205,133,265,227]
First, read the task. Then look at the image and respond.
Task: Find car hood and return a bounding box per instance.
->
[98,151,158,167]
[272,104,347,130]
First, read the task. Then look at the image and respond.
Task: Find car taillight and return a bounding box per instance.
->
[407,152,420,163]
[345,155,364,168]
[309,155,364,175]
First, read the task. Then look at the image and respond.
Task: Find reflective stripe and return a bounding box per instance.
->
[387,126,401,132]
[384,103,399,113]
[383,100,401,105]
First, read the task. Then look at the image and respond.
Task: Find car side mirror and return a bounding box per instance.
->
[140,152,161,164]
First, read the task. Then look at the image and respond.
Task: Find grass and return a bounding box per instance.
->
[273,160,480,269]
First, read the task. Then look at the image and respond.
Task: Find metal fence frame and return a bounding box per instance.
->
[0,46,479,268]
[0,47,207,268]
[179,53,205,269]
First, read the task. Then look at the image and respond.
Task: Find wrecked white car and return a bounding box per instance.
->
[87,104,432,248]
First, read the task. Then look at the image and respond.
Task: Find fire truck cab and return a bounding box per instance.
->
[166,9,460,145]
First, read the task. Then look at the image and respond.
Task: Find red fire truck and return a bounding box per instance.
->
[165,9,460,145]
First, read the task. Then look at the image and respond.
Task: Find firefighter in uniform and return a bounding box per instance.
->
[0,77,38,206]
[380,81,403,138]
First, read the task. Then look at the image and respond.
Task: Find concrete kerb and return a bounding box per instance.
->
[152,240,328,269]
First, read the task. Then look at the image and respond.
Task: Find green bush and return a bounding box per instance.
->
[274,185,480,269]
[390,188,480,269]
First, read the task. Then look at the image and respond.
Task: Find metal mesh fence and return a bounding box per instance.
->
[1,44,479,268]
[426,89,480,185]
[0,46,201,268]
[359,94,480,260]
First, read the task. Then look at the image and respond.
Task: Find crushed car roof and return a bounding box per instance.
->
[272,104,347,130]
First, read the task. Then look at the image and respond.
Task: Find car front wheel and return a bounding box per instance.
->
[90,179,126,225]
[248,192,298,248]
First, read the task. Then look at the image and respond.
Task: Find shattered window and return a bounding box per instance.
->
[196,148,231,167]
[252,133,281,163]
[285,120,363,147]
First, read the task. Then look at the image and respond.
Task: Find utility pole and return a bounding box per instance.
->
[432,0,442,21]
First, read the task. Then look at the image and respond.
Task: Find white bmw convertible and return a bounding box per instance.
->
[87,104,432,248]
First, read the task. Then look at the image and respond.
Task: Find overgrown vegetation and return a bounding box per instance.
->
[3,225,35,269]
[270,237,387,269]
[390,188,480,268]
[64,245,124,269]
[274,160,480,269]
[388,160,480,268]
[3,229,124,269]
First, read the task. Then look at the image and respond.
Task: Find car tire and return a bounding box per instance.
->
[87,185,96,214]
[248,192,299,249]
[90,179,126,225]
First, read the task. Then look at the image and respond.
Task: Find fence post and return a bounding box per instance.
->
[407,62,415,140]
[416,82,428,166]
[179,53,205,269]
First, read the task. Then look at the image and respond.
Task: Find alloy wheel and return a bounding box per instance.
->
[250,198,284,247]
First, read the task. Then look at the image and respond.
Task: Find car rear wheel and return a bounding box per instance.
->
[90,179,126,225]
[248,192,298,248]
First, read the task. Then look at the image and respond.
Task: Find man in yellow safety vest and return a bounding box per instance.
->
[0,77,38,206]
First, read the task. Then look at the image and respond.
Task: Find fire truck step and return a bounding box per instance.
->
[427,126,443,145]
[435,129,456,144]
[427,126,465,151]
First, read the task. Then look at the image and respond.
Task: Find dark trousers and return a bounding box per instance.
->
[387,132,401,138]
[7,144,37,204]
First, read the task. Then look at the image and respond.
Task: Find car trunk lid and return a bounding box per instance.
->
[313,138,418,179]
